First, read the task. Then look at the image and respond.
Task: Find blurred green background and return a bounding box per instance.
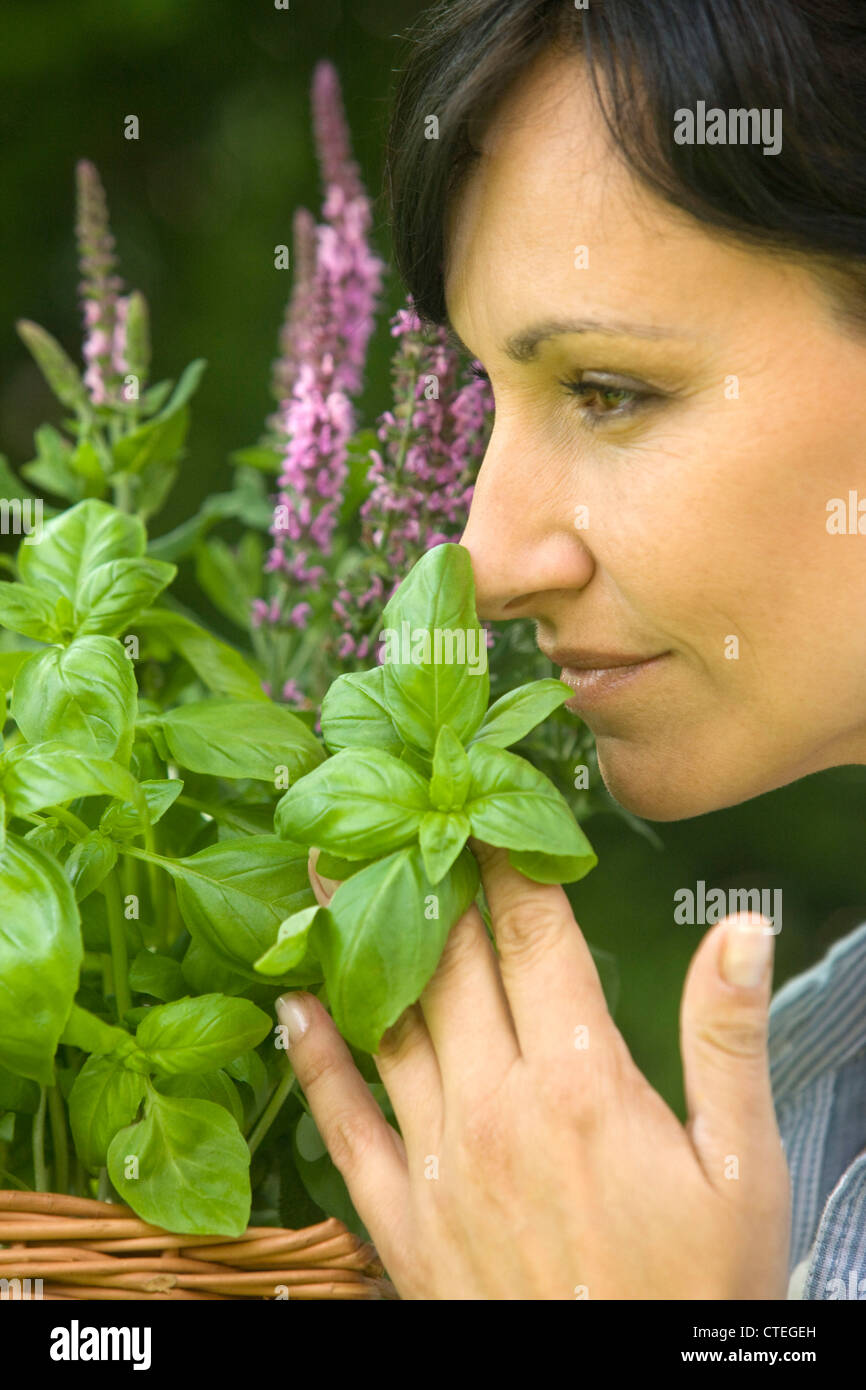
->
[2,0,865,1120]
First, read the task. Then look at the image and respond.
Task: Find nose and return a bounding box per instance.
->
[458,425,595,623]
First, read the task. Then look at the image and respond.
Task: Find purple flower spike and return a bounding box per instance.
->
[257,61,385,639]
[75,160,128,405]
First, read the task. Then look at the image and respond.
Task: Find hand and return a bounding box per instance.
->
[275,841,791,1299]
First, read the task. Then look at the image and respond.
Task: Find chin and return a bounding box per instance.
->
[593,736,750,822]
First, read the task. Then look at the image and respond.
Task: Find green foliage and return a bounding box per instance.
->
[260,544,596,1053]
[0,160,613,1247]
[0,482,327,1228]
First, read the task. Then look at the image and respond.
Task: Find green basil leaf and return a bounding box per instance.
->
[319,666,404,756]
[154,1069,243,1127]
[162,836,318,981]
[274,747,429,859]
[150,358,207,421]
[0,1063,40,1114]
[136,458,178,521]
[188,798,275,840]
[11,637,136,758]
[0,582,61,642]
[254,904,328,976]
[69,439,105,486]
[16,319,88,411]
[0,650,34,690]
[0,740,143,817]
[128,950,187,1001]
[135,994,271,1075]
[316,843,480,1053]
[380,543,489,751]
[110,406,189,477]
[180,936,251,998]
[471,678,574,749]
[60,1003,136,1057]
[124,290,150,384]
[228,445,281,473]
[399,744,432,777]
[20,440,85,503]
[225,1050,269,1104]
[313,850,373,880]
[135,610,266,701]
[107,1090,250,1236]
[0,834,82,1084]
[291,1111,366,1240]
[428,724,470,810]
[17,498,145,601]
[64,832,119,901]
[68,1055,147,1171]
[158,698,325,783]
[23,819,68,857]
[130,737,168,783]
[465,742,597,884]
[99,778,183,840]
[138,378,174,415]
[505,848,596,884]
[75,558,176,637]
[418,809,470,884]
[194,539,253,630]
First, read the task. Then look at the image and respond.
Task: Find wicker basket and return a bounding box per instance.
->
[0,1191,397,1300]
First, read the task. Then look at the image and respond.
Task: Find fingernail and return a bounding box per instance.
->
[276,993,310,1046]
[720,915,775,988]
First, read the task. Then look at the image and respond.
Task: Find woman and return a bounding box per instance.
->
[276,0,866,1299]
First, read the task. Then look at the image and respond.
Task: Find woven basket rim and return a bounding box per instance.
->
[0,1189,396,1300]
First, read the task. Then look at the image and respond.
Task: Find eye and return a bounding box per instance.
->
[468,361,659,424]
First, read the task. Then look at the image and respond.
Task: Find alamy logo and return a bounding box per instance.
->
[378,621,488,675]
[674,880,782,933]
[1,1276,43,1299]
[673,102,782,156]
[825,1271,866,1299]
[0,497,43,544]
[49,1320,152,1370]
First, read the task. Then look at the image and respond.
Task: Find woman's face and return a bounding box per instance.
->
[446,47,866,821]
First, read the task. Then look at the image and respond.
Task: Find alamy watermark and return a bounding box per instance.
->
[674,102,782,156]
[1,1276,43,1299]
[49,1320,151,1370]
[674,880,782,934]
[378,621,488,675]
[0,497,43,544]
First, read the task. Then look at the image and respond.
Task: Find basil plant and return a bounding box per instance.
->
[0,497,331,1237]
[255,542,598,1052]
[0,519,596,1240]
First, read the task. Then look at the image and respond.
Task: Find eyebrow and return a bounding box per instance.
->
[445,315,695,363]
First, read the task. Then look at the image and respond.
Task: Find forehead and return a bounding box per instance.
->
[442,47,781,351]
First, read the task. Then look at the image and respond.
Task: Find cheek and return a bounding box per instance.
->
[590,401,851,672]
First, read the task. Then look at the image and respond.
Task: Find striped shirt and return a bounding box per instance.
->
[768,918,866,1299]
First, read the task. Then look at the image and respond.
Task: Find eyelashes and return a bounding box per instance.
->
[468,360,659,425]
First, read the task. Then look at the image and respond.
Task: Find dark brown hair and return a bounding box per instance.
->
[383,0,866,330]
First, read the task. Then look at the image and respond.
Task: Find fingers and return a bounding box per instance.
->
[411,901,520,1108]
[275,990,411,1264]
[373,1002,444,1159]
[680,914,790,1203]
[308,846,341,907]
[469,838,617,1064]
[307,845,445,1154]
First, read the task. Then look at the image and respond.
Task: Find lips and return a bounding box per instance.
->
[543,647,668,670]
[541,647,671,710]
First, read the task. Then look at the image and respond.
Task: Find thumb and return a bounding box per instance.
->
[680,912,782,1192]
